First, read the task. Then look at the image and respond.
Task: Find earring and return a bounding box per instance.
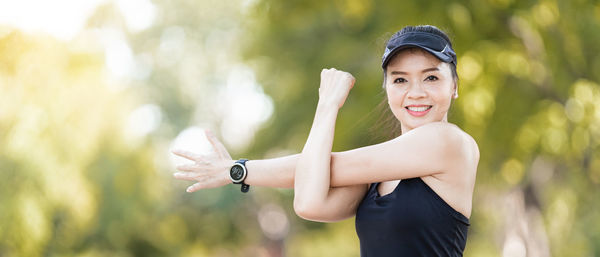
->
[453,91,458,99]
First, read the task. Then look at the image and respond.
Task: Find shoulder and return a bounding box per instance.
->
[409,122,480,163]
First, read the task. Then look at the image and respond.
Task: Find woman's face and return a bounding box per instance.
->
[385,48,456,133]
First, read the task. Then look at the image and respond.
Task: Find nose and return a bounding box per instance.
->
[406,82,427,99]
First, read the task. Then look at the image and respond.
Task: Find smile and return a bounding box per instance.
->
[405,105,432,117]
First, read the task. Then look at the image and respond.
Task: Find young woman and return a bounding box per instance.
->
[173,25,479,256]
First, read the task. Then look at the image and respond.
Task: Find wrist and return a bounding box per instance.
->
[317,99,340,110]
[224,160,235,185]
[316,102,340,119]
[229,159,250,193]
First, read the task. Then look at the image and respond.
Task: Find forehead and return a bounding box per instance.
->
[386,47,443,70]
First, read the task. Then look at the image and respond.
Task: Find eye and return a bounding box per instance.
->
[425,75,438,81]
[393,77,407,83]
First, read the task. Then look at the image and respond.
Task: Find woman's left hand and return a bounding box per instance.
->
[172,130,234,192]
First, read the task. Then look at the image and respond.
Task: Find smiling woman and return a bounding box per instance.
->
[380,26,460,137]
[173,25,479,257]
[385,48,457,132]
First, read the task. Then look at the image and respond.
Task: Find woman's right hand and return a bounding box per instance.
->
[172,129,234,192]
[318,68,355,109]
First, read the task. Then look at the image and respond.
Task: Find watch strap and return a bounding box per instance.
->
[241,184,250,193]
[237,158,248,165]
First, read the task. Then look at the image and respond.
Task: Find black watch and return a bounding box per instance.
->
[229,159,250,193]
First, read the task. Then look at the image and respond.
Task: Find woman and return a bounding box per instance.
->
[173,25,479,256]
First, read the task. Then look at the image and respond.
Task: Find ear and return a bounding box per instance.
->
[452,82,459,99]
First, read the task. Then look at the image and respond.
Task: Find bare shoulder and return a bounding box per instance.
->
[409,122,479,159]
[409,122,479,171]
[446,123,479,166]
[417,123,479,218]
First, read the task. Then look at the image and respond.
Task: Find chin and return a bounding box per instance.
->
[405,120,429,130]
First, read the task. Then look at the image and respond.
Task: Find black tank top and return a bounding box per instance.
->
[355,178,469,257]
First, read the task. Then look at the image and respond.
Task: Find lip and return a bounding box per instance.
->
[405,105,432,117]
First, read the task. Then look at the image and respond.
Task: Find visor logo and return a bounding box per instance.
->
[441,45,457,64]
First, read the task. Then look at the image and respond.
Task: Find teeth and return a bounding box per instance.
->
[407,106,431,112]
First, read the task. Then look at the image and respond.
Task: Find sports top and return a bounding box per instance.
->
[355,178,469,257]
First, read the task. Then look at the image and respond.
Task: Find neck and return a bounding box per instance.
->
[399,114,448,135]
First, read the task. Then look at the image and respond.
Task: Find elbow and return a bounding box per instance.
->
[293,200,315,220]
[294,201,345,223]
[293,200,324,221]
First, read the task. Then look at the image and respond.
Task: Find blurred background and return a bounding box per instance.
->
[1,0,599,256]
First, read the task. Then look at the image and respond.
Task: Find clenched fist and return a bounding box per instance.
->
[318,68,355,109]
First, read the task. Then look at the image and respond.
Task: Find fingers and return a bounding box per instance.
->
[205,129,232,159]
[175,163,204,172]
[172,149,206,162]
[186,183,200,193]
[173,172,198,181]
[321,68,354,81]
[322,68,337,74]
[172,130,235,193]
[186,181,210,192]
[173,171,214,191]
[185,176,228,192]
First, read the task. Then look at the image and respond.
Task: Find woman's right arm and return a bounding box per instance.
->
[172,130,356,190]
[172,129,297,190]
[172,130,368,222]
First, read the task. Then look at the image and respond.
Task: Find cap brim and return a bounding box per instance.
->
[382,44,454,69]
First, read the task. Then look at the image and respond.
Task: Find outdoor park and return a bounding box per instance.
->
[1,0,599,256]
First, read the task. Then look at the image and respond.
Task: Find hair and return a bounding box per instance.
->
[370,25,458,141]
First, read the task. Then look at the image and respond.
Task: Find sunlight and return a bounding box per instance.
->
[115,0,156,32]
[126,103,163,141]
[169,126,215,167]
[218,64,274,151]
[0,0,105,40]
[102,29,136,79]
[0,0,155,40]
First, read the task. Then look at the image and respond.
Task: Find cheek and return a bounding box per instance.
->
[429,87,453,108]
[386,87,404,105]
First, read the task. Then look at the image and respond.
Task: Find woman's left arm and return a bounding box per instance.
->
[292,68,480,221]
[293,68,366,221]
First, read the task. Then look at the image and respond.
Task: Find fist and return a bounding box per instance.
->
[318,68,355,109]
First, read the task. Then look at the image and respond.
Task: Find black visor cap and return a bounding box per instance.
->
[381,31,457,69]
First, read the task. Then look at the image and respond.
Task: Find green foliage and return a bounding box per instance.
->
[1,0,599,256]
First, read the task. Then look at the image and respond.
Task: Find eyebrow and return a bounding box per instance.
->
[390,67,439,75]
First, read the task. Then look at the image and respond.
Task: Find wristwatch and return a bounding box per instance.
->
[230,159,250,193]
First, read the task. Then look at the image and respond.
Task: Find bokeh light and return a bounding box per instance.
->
[1,0,599,256]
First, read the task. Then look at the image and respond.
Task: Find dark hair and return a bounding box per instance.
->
[370,25,458,141]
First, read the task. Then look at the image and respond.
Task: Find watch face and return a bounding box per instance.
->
[230,164,245,181]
